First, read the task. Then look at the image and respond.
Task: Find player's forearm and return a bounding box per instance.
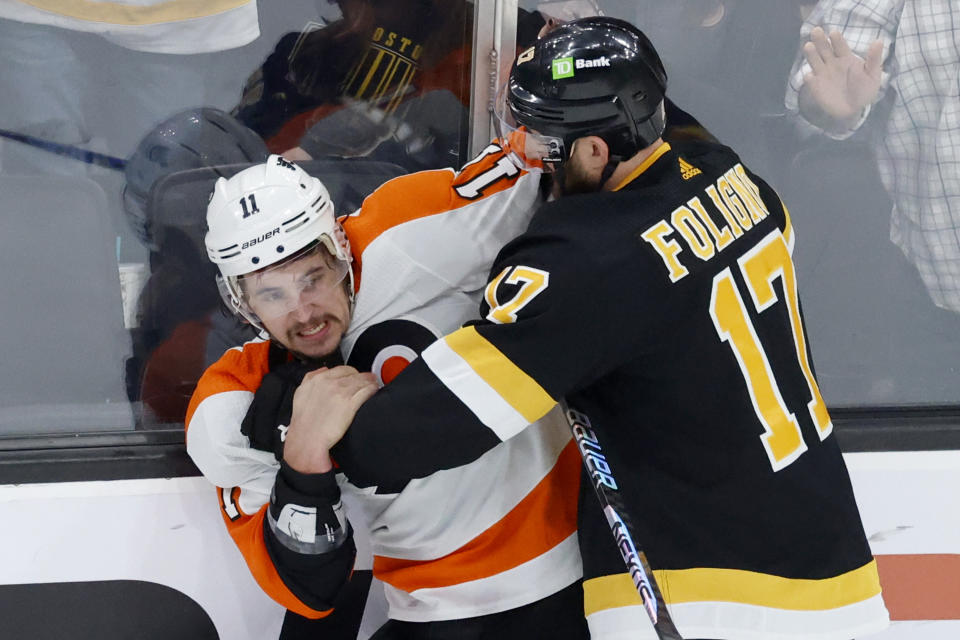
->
[283,433,334,474]
[262,463,357,611]
[332,363,502,488]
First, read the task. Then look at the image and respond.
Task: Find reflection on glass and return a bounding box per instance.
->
[234,0,477,172]
[0,1,470,435]
[2,0,958,438]
[785,1,960,405]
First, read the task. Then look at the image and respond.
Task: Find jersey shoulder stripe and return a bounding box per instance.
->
[421,325,555,442]
[341,145,530,268]
[185,338,271,431]
[372,439,579,591]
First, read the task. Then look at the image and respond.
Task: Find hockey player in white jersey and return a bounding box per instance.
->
[185,150,588,639]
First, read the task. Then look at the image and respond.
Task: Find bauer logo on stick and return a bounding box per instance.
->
[567,407,618,490]
[605,505,660,624]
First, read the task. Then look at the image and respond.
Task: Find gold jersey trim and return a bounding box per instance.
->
[584,559,883,615]
[612,142,672,192]
[781,197,795,251]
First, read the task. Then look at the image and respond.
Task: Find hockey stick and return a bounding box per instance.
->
[562,401,684,640]
[0,127,126,171]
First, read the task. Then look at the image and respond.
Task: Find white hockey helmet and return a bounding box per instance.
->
[205,155,353,330]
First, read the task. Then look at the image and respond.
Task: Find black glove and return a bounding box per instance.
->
[241,357,317,461]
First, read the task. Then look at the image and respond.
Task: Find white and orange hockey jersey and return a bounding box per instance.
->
[185,144,583,624]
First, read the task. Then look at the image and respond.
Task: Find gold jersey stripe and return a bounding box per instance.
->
[612,142,672,192]
[585,560,883,615]
[18,0,250,25]
[443,326,555,423]
[781,198,795,251]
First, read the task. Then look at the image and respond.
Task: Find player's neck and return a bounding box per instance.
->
[602,138,666,191]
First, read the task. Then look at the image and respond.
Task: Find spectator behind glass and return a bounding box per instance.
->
[233,0,547,172]
[628,0,804,188]
[781,0,960,404]
[121,108,268,424]
[786,0,960,315]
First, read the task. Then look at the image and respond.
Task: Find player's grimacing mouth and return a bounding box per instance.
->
[298,321,328,337]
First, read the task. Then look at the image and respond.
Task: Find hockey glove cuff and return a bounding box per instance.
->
[267,461,351,556]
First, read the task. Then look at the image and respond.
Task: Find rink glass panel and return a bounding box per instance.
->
[0,0,957,466]
[0,0,474,446]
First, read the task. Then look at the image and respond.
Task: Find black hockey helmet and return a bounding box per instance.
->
[123,108,268,250]
[495,16,667,169]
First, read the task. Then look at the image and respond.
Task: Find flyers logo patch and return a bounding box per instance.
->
[347,318,438,385]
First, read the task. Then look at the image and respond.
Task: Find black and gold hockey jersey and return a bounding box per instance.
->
[334,140,890,639]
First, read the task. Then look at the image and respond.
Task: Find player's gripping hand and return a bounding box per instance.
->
[283,366,378,474]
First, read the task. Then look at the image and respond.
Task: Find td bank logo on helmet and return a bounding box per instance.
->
[551,56,611,79]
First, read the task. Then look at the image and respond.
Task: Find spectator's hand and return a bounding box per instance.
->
[283,366,378,474]
[800,27,883,132]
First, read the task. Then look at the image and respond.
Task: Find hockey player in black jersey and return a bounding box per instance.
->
[295,16,891,640]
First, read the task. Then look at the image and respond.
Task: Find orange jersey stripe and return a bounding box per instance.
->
[221,501,334,619]
[342,152,525,276]
[189,340,330,618]
[184,340,273,432]
[373,439,580,591]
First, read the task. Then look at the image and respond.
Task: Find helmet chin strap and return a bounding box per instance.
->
[595,101,666,191]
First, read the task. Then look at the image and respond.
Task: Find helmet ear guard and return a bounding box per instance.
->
[493,85,564,171]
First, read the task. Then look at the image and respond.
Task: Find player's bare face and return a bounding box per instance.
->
[245,250,352,360]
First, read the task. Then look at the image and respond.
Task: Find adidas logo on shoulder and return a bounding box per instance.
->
[679,157,702,180]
